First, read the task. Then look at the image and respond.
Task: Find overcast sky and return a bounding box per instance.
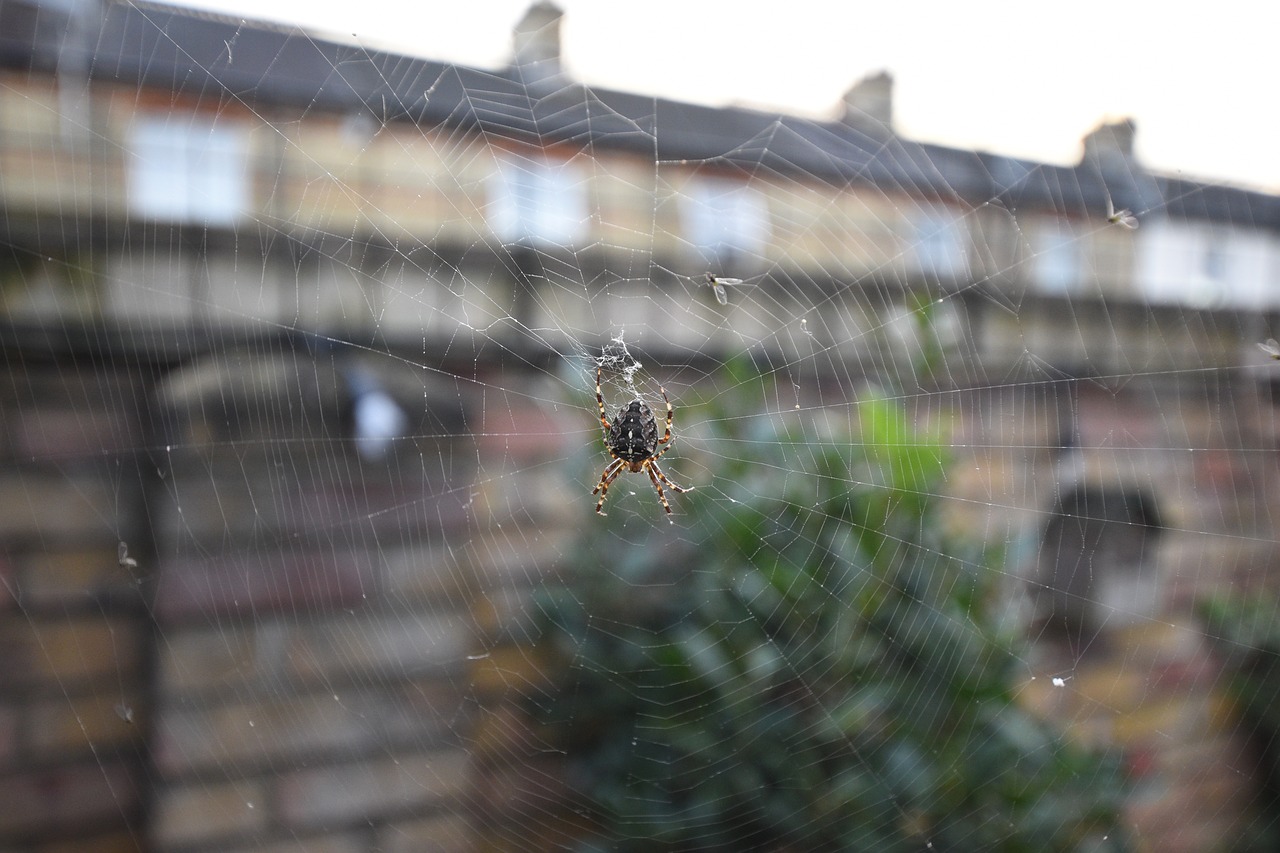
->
[170,0,1280,191]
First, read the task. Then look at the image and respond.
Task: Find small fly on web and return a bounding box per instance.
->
[1104,192,1138,230]
[1258,338,1280,359]
[699,272,753,306]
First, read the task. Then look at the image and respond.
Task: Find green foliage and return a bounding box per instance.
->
[530,362,1127,852]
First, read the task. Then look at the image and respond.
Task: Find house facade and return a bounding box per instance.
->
[2,0,1278,849]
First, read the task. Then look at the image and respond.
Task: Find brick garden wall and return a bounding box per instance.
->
[2,337,1275,851]
[1,343,488,851]
[1,357,152,851]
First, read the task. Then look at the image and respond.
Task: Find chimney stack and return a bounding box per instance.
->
[1081,118,1138,173]
[510,1,565,88]
[840,71,894,135]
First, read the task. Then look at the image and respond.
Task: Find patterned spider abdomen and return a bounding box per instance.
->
[609,401,659,464]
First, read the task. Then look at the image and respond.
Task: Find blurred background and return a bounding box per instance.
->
[3,1,1280,850]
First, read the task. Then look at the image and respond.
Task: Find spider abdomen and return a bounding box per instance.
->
[608,401,659,463]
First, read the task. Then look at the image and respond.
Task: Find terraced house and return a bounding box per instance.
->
[3,0,1279,849]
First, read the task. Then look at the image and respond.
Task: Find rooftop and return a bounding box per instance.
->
[2,0,1278,230]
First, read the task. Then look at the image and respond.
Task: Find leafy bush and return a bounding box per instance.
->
[530,363,1127,851]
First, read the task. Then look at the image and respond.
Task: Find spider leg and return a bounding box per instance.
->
[657,386,673,445]
[649,460,691,494]
[595,367,611,434]
[592,457,624,496]
[593,457,626,515]
[644,461,673,514]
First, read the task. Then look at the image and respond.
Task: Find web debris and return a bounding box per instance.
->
[117,541,138,571]
[595,330,646,398]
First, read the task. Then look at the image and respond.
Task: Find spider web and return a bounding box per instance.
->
[3,1,1279,851]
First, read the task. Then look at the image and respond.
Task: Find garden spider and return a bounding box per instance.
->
[592,367,692,515]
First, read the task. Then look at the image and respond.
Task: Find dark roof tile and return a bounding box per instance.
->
[5,0,1276,230]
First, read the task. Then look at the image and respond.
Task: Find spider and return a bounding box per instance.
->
[592,366,692,515]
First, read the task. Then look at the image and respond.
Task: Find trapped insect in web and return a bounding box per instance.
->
[702,271,749,306]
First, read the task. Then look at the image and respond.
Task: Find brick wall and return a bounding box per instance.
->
[2,338,1275,851]
[1,360,152,850]
[0,344,487,851]
[1023,624,1260,853]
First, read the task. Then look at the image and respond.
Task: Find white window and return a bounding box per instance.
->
[1032,221,1079,294]
[1201,240,1228,284]
[128,117,249,225]
[909,208,966,279]
[488,155,586,246]
[681,178,769,263]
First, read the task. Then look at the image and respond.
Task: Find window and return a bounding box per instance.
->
[909,208,966,279]
[1202,240,1228,283]
[681,177,769,266]
[128,117,249,225]
[1032,221,1080,293]
[488,155,586,246]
